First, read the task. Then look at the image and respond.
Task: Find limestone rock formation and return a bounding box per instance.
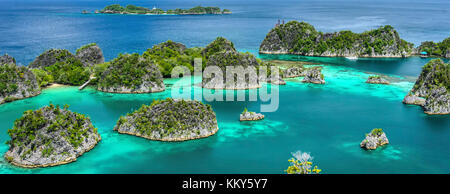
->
[114,98,218,141]
[75,43,105,67]
[202,37,237,58]
[202,49,261,89]
[0,54,16,65]
[29,49,75,69]
[259,21,413,57]
[360,128,389,150]
[240,109,264,121]
[4,104,101,168]
[302,66,325,84]
[97,53,165,93]
[0,59,41,104]
[403,59,449,114]
[366,76,390,84]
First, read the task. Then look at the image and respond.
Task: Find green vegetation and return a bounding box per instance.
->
[413,59,449,92]
[418,37,450,57]
[370,128,384,136]
[6,104,98,156]
[267,21,413,56]
[202,37,236,58]
[116,98,216,138]
[286,151,321,174]
[242,107,248,114]
[142,40,205,77]
[76,43,97,54]
[44,57,90,85]
[97,53,163,90]
[0,64,38,97]
[101,4,230,15]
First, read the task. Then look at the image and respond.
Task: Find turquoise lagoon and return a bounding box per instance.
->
[0,57,449,174]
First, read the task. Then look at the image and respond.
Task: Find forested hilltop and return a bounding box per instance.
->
[416,37,450,58]
[259,21,414,57]
[95,4,231,15]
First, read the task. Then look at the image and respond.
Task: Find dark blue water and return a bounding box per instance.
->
[0,0,449,174]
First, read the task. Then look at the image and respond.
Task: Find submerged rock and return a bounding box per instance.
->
[0,54,16,65]
[302,66,325,84]
[29,49,75,69]
[366,75,390,84]
[403,59,449,114]
[0,61,41,104]
[360,128,389,150]
[97,53,165,93]
[4,104,101,168]
[75,43,105,67]
[240,109,265,121]
[114,98,218,141]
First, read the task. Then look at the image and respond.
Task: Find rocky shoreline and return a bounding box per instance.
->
[360,128,389,150]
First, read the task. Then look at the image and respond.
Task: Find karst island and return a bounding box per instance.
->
[86,4,231,15]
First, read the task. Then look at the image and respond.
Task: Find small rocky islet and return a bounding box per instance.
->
[114,98,218,141]
[403,59,449,115]
[4,104,101,168]
[360,128,389,150]
[240,108,265,121]
[366,75,390,84]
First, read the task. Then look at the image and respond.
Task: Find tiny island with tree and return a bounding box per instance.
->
[82,4,231,15]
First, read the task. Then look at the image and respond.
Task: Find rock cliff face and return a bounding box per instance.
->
[4,105,101,168]
[0,54,16,65]
[202,37,237,58]
[260,21,413,57]
[366,76,390,84]
[0,57,41,104]
[403,59,449,114]
[29,49,75,69]
[360,128,389,150]
[75,43,105,67]
[97,53,165,93]
[114,98,218,141]
[302,66,325,84]
[203,50,261,89]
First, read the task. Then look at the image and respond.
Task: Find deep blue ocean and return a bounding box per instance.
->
[0,0,449,174]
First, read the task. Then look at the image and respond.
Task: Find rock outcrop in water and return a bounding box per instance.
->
[202,38,261,89]
[97,53,165,93]
[4,104,101,168]
[360,128,389,150]
[0,56,41,104]
[366,75,390,84]
[75,43,105,67]
[259,21,413,57]
[302,66,325,84]
[114,98,218,141]
[0,54,16,65]
[403,59,449,114]
[240,108,264,121]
